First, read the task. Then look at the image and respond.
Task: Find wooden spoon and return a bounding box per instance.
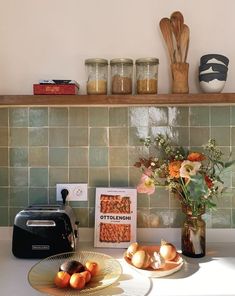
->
[159,17,175,63]
[180,24,190,62]
[170,11,184,62]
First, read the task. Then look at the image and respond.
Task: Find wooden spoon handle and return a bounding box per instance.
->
[180,24,190,63]
[159,17,175,63]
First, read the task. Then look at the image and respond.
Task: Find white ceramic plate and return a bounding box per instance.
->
[28,251,122,296]
[124,245,184,278]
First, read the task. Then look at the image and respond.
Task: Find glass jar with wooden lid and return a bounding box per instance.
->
[135,58,159,94]
[110,58,133,94]
[85,58,108,95]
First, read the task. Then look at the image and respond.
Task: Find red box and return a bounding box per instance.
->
[33,84,79,95]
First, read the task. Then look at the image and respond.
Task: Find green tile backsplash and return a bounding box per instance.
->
[0,106,235,229]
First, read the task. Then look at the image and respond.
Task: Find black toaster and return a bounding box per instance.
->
[12,204,79,258]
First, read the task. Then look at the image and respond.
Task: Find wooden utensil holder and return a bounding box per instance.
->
[171,62,189,94]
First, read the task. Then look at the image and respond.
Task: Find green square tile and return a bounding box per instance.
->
[149,107,168,126]
[211,209,231,228]
[69,168,88,183]
[89,147,108,167]
[29,188,48,204]
[90,128,108,146]
[129,107,148,127]
[149,208,170,228]
[0,148,8,166]
[69,200,88,208]
[220,171,232,187]
[232,107,235,126]
[168,107,189,126]
[89,207,95,227]
[49,187,56,203]
[150,187,169,207]
[129,127,149,146]
[49,148,68,166]
[0,128,8,146]
[211,106,230,126]
[89,108,109,126]
[128,146,149,166]
[29,147,48,167]
[29,108,48,127]
[29,128,48,146]
[190,127,210,146]
[0,207,8,226]
[232,172,235,188]
[109,147,128,166]
[109,128,128,146]
[0,187,9,206]
[69,127,88,146]
[49,168,68,186]
[0,168,8,186]
[74,208,88,227]
[170,193,181,208]
[137,193,150,208]
[216,188,233,208]
[189,106,209,126]
[10,187,28,207]
[169,209,184,227]
[69,107,88,126]
[150,126,189,146]
[10,168,27,186]
[49,128,68,147]
[88,188,96,207]
[0,108,8,126]
[49,107,68,126]
[10,128,28,146]
[10,148,28,167]
[9,108,28,127]
[232,209,235,227]
[109,107,128,127]
[110,167,129,187]
[211,127,230,146]
[129,167,142,187]
[171,127,189,146]
[30,168,48,187]
[89,168,109,187]
[69,147,88,167]
[231,127,235,146]
[137,208,150,228]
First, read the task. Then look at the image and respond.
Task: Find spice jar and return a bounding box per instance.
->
[85,58,108,95]
[135,58,159,94]
[110,58,133,94]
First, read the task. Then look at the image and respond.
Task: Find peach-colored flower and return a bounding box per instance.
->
[168,161,182,178]
[179,160,201,179]
[137,174,155,195]
[187,152,205,162]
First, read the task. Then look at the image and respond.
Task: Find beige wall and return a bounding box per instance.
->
[0,0,234,95]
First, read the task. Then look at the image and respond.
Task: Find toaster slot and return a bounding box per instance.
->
[26,220,56,227]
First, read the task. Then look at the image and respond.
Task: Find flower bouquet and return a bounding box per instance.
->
[135,134,234,257]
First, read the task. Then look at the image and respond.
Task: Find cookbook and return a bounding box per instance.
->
[94,187,137,248]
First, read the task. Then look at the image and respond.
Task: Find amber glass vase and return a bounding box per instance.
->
[181,205,206,258]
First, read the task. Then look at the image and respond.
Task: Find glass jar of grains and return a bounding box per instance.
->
[85,58,108,95]
[135,58,159,94]
[110,58,133,94]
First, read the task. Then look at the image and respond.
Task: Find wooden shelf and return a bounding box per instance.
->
[1,93,235,106]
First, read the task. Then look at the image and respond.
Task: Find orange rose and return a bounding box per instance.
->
[168,161,182,178]
[187,152,205,162]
